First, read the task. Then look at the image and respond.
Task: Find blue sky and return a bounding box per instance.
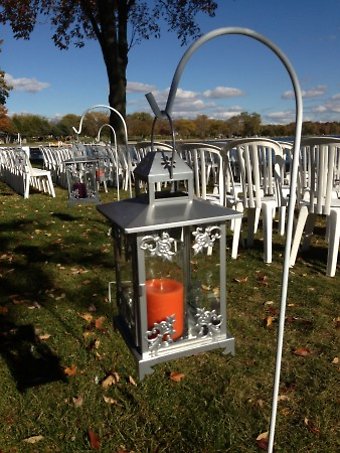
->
[2,0,340,124]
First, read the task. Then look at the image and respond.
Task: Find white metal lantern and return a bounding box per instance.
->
[97,137,241,378]
[65,156,100,204]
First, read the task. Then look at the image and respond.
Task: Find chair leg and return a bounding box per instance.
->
[289,206,309,267]
[47,174,56,197]
[326,210,340,277]
[247,208,256,247]
[278,206,286,236]
[262,202,275,264]
[231,203,243,259]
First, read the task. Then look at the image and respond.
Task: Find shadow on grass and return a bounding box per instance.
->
[0,317,66,392]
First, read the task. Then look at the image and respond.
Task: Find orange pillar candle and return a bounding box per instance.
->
[146,278,184,340]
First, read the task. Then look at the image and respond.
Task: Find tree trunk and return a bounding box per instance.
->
[96,0,129,143]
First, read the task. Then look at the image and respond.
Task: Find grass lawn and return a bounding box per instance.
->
[0,181,339,452]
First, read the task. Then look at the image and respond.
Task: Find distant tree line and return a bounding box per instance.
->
[1,109,340,143]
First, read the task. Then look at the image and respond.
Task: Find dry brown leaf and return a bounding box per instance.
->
[88,429,100,450]
[278,395,290,402]
[304,417,320,434]
[128,375,137,386]
[256,431,268,450]
[201,284,211,291]
[101,374,116,389]
[112,371,120,383]
[95,316,106,329]
[38,333,51,341]
[64,364,77,376]
[0,306,9,314]
[334,317,340,329]
[103,395,119,405]
[293,347,311,357]
[264,316,274,327]
[170,371,185,382]
[80,313,94,323]
[233,276,248,283]
[23,435,44,444]
[82,279,91,285]
[332,357,339,364]
[257,274,269,286]
[72,395,84,407]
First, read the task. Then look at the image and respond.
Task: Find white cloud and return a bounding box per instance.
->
[203,86,244,99]
[282,85,327,100]
[4,73,50,93]
[264,110,295,124]
[127,81,156,93]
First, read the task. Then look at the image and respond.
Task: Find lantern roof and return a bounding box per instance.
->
[97,197,241,234]
[133,150,194,204]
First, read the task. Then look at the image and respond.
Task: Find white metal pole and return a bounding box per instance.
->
[146,27,303,452]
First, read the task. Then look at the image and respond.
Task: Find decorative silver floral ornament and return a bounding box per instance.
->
[194,308,222,337]
[146,316,176,355]
[192,226,221,254]
[140,232,176,260]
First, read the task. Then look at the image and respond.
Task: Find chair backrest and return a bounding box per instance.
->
[223,138,283,209]
[135,141,173,163]
[176,142,224,205]
[299,136,340,215]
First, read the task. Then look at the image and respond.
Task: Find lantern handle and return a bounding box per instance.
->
[150,111,177,180]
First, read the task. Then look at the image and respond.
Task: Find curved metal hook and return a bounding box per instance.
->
[146,27,303,453]
[96,123,117,147]
[72,104,128,145]
[72,104,131,196]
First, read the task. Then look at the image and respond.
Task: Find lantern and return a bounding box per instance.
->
[65,156,100,204]
[97,143,242,379]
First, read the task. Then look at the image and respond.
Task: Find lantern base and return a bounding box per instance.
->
[114,315,235,380]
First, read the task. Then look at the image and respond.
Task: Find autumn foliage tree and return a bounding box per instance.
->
[0,0,218,141]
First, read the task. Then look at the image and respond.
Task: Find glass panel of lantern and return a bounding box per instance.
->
[65,157,100,204]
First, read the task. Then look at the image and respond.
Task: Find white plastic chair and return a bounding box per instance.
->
[289,136,340,277]
[223,138,285,263]
[21,146,56,198]
[176,142,224,205]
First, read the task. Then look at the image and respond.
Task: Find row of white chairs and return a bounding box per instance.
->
[134,137,340,277]
[0,146,55,198]
[40,143,132,198]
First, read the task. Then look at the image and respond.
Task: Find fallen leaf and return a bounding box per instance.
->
[293,347,311,357]
[88,304,97,312]
[170,371,185,382]
[334,317,340,329]
[128,375,137,386]
[256,431,268,450]
[101,374,116,389]
[264,316,274,327]
[23,435,44,444]
[95,316,106,329]
[233,276,248,283]
[112,371,120,383]
[257,274,269,286]
[304,417,320,434]
[88,429,100,450]
[80,313,94,323]
[332,357,339,364]
[38,333,51,341]
[103,395,119,405]
[278,395,290,402]
[201,284,211,291]
[64,364,77,376]
[0,306,9,314]
[72,395,84,407]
